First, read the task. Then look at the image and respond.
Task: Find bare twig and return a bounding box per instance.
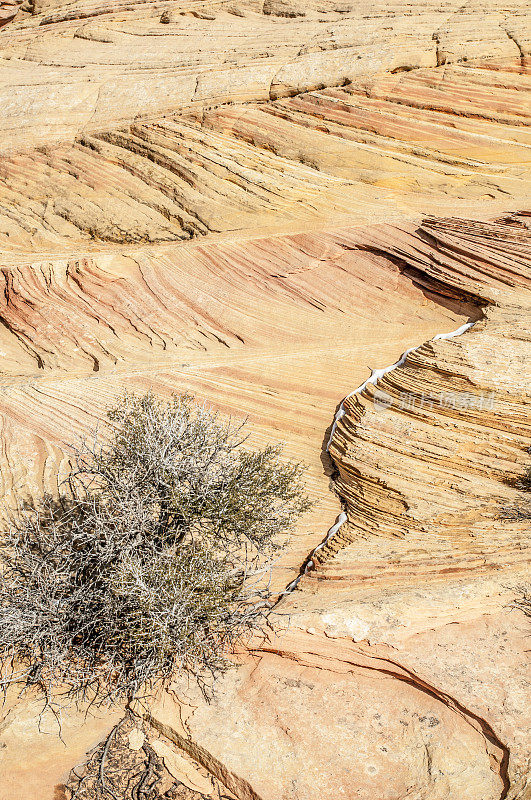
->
[0,392,311,713]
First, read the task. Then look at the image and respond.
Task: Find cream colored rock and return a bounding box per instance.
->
[0,0,529,798]
[0,687,123,799]
[0,0,529,152]
[141,215,531,800]
[0,0,20,27]
[0,60,529,252]
[147,618,528,800]
[151,738,213,793]
[127,727,145,751]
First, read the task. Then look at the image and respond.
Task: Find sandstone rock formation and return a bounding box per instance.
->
[0,0,529,798]
[1,60,530,251]
[142,215,531,800]
[0,0,529,153]
[0,0,20,28]
[0,225,472,588]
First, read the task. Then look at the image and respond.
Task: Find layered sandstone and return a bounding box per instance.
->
[1,214,529,800]
[1,59,530,252]
[142,215,531,800]
[0,226,471,585]
[0,0,529,153]
[0,1,530,799]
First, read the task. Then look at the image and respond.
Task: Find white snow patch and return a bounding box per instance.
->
[281,320,475,598]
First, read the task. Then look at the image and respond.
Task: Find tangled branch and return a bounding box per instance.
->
[0,393,311,714]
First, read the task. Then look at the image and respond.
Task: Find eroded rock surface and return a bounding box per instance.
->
[1,60,530,250]
[0,226,470,584]
[0,0,530,798]
[143,215,531,800]
[0,0,529,152]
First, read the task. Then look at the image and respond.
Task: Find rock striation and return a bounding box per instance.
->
[0,59,530,251]
[0,0,530,798]
[2,213,528,800]
[0,0,529,152]
[329,215,531,551]
[0,225,471,583]
[141,214,531,800]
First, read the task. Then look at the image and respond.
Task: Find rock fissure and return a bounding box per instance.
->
[145,712,265,800]
[254,640,511,800]
[278,317,477,599]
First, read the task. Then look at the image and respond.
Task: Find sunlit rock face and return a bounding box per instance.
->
[144,215,530,800]
[0,0,529,797]
[329,216,531,548]
[0,60,530,250]
[0,0,529,153]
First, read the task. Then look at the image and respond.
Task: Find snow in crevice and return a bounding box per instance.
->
[325,321,475,452]
[280,320,475,598]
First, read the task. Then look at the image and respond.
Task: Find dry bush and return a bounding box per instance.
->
[509,590,531,618]
[500,446,531,522]
[0,393,311,712]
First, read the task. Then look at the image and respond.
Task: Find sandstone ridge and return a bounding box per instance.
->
[1,57,530,252]
[0,1,530,798]
[139,214,530,800]
[0,0,529,154]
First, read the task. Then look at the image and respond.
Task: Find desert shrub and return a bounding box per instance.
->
[0,393,311,710]
[500,445,531,521]
[509,589,531,618]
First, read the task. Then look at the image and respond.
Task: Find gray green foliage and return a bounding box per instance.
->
[509,589,531,618]
[0,393,311,710]
[500,445,531,522]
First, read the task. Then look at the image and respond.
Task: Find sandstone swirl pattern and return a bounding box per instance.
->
[0,0,529,152]
[0,1,530,799]
[147,216,531,800]
[0,62,530,248]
